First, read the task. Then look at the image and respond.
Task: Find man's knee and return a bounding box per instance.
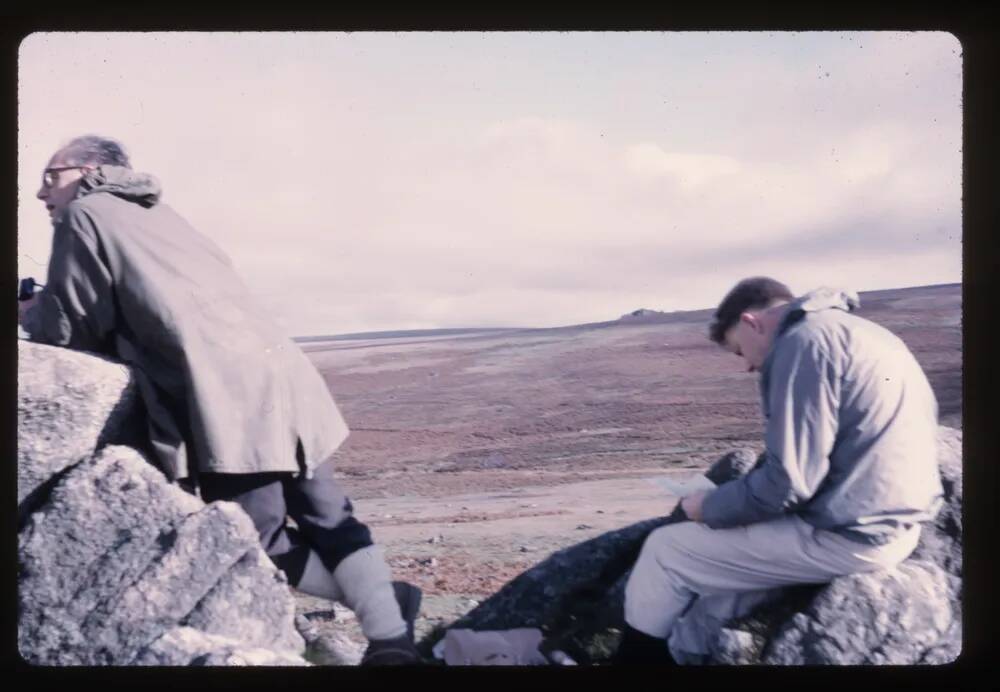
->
[639,523,691,567]
[627,524,689,595]
[624,525,702,639]
[286,467,356,529]
[199,472,289,545]
[629,521,726,598]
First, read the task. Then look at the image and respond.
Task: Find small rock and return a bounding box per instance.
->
[331,604,356,621]
[596,510,605,514]
[302,610,337,624]
[519,546,534,553]
[576,524,594,530]
[294,614,317,637]
[548,650,577,665]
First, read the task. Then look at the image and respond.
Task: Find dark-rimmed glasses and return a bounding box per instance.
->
[41,166,87,189]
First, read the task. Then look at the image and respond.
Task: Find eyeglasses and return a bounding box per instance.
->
[41,166,87,189]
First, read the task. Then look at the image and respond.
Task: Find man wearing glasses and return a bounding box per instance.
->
[19,135,423,666]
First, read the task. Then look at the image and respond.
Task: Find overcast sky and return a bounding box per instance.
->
[18,31,962,336]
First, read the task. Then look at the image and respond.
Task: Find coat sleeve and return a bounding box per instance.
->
[21,206,116,353]
[701,334,841,528]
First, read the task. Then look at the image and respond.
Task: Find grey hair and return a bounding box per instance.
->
[61,135,131,168]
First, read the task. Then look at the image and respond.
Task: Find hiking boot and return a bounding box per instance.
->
[611,625,678,666]
[360,581,424,666]
[361,634,423,665]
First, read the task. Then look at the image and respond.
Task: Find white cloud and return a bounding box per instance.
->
[18,32,961,336]
[624,143,743,190]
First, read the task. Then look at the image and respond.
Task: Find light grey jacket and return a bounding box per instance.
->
[22,166,349,481]
[701,288,943,544]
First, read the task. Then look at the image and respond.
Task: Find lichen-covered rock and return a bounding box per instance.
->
[18,445,305,665]
[17,340,139,510]
[295,614,367,665]
[134,627,309,666]
[710,628,760,665]
[762,561,953,665]
[706,584,821,665]
[908,426,962,593]
[183,547,304,654]
[919,617,962,664]
[18,446,202,664]
[18,344,310,666]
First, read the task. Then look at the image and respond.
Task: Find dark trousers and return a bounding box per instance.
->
[198,459,374,585]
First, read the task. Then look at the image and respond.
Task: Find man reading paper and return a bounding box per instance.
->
[613,277,944,664]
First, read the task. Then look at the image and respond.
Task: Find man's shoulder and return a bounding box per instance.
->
[64,193,180,236]
[68,189,138,214]
[780,308,845,343]
[773,309,867,367]
[780,308,909,373]
[62,192,125,226]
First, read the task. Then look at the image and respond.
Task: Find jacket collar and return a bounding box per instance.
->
[759,286,860,396]
[76,165,162,207]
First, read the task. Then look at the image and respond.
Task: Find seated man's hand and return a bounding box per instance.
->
[680,490,709,523]
[18,294,38,326]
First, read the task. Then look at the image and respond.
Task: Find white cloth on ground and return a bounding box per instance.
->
[436,628,550,666]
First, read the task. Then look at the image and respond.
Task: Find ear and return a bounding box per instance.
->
[739,311,760,332]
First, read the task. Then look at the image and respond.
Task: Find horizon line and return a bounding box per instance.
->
[292,280,961,342]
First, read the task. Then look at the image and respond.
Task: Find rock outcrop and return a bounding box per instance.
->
[17,341,308,666]
[757,561,952,665]
[17,341,139,513]
[439,432,962,665]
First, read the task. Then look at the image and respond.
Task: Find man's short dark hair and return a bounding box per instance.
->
[708,277,795,345]
[61,135,131,168]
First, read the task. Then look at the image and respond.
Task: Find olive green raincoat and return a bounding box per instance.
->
[22,166,349,480]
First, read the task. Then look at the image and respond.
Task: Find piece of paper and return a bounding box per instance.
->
[651,474,717,498]
[439,628,550,666]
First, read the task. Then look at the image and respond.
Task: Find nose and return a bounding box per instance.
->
[36,185,47,200]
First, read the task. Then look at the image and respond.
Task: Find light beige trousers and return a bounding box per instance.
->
[623,515,921,662]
